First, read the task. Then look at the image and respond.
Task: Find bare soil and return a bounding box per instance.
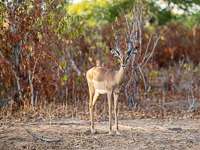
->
[0,118,200,150]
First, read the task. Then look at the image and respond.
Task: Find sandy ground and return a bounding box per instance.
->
[0,118,200,150]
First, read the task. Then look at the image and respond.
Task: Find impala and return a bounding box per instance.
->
[86,39,138,135]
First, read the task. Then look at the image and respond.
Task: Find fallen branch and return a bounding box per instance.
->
[132,136,194,143]
[26,129,61,142]
[117,124,167,131]
[156,104,167,111]
[1,121,91,126]
[168,127,182,131]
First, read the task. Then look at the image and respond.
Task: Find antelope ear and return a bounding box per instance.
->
[110,48,121,58]
[128,47,138,56]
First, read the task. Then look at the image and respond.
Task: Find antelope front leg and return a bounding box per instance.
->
[89,105,95,133]
[90,90,99,133]
[89,89,95,133]
[107,91,113,135]
[114,93,120,135]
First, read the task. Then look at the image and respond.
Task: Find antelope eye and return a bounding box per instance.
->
[125,56,129,60]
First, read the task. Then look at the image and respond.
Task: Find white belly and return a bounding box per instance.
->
[96,89,107,94]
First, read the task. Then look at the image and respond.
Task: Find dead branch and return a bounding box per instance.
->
[156,104,167,111]
[1,121,91,126]
[168,127,182,131]
[26,129,61,142]
[66,47,81,76]
[132,137,194,143]
[188,87,199,111]
[0,50,22,97]
[119,6,131,38]
[117,124,167,131]
[141,35,161,70]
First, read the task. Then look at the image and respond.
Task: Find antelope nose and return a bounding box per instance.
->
[122,66,126,70]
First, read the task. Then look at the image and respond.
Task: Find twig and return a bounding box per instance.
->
[26,129,61,142]
[141,35,161,70]
[32,53,41,80]
[141,34,152,65]
[66,47,81,76]
[188,87,199,111]
[138,65,147,92]
[119,6,131,38]
[142,28,170,70]
[156,104,167,111]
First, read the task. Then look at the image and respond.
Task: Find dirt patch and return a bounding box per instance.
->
[0,118,200,150]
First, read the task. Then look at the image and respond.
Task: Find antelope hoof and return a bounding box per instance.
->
[109,131,113,136]
[116,131,120,136]
[91,129,96,133]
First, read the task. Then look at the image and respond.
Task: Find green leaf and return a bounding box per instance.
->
[56,52,61,57]
[150,80,154,85]
[102,53,107,58]
[61,74,68,85]
[76,29,79,37]
[6,83,9,90]
[1,90,5,96]
[62,50,65,54]
[184,63,188,68]
[49,12,54,25]
[30,46,34,57]
[77,75,81,83]
[144,93,148,98]
[149,71,158,77]
[169,66,171,71]
[63,74,68,81]
[60,61,67,68]
[37,32,42,39]
[19,96,23,101]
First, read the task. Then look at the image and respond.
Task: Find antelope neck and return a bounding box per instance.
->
[116,66,126,84]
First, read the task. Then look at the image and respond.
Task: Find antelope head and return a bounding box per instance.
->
[110,39,138,70]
